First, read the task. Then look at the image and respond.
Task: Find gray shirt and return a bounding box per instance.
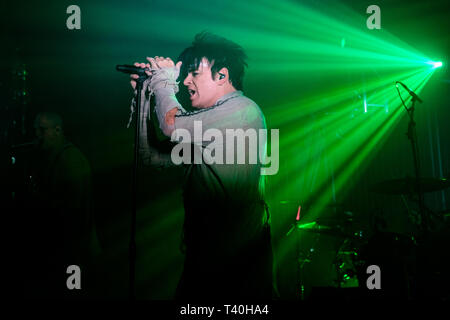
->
[138,89,267,195]
[134,85,269,245]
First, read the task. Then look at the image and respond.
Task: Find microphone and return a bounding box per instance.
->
[396,81,423,103]
[116,64,152,78]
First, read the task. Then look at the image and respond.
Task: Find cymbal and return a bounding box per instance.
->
[370,177,450,195]
[296,221,348,238]
[315,216,354,225]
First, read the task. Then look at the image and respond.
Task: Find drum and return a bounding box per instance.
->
[333,236,364,288]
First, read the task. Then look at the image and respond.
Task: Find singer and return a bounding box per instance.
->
[129,32,276,300]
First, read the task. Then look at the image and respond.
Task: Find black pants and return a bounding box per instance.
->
[175,226,274,301]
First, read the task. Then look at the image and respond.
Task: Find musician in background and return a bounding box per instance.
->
[25,112,101,299]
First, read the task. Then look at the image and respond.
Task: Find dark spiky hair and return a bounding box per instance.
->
[178,32,248,90]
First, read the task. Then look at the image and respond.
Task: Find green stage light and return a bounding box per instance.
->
[427,61,443,68]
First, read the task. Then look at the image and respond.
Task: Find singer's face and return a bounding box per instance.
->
[183,58,221,108]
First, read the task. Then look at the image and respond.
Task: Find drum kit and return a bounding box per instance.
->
[288,177,450,300]
[284,84,450,300]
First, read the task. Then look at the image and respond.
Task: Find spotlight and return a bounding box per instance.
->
[426,61,443,68]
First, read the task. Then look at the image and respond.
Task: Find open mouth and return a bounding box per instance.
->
[188,89,196,98]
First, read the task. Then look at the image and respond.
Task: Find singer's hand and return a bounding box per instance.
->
[130,62,152,90]
[147,56,182,128]
[147,56,182,75]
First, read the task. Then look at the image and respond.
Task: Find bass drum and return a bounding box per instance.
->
[333,235,364,289]
[356,232,417,299]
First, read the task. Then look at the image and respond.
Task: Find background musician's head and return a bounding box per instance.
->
[34,112,64,151]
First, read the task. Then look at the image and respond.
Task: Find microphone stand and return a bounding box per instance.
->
[404,96,428,235]
[129,74,148,300]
